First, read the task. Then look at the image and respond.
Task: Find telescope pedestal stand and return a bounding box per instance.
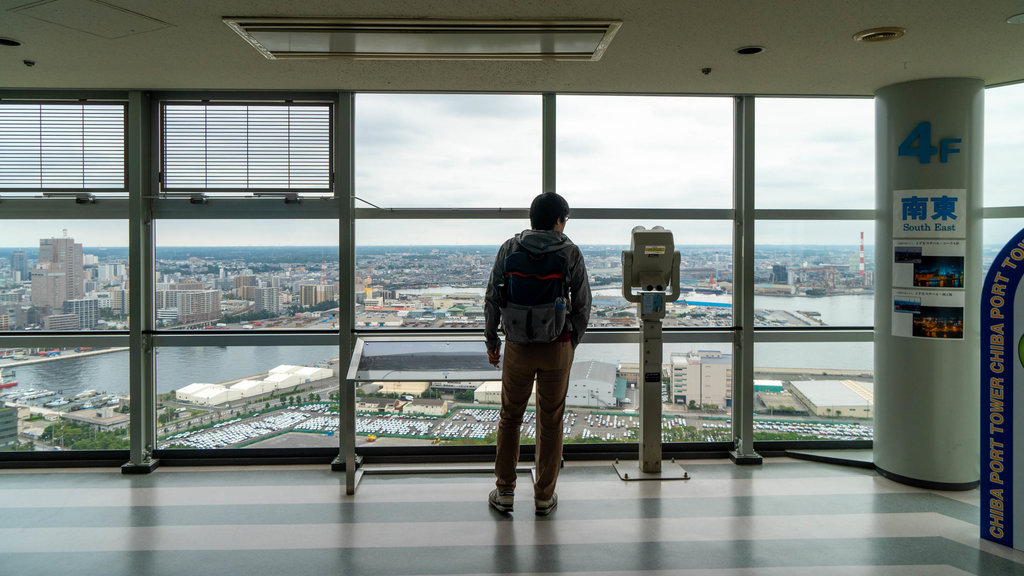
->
[615,293,690,482]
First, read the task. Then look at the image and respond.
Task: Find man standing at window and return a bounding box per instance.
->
[484,192,591,515]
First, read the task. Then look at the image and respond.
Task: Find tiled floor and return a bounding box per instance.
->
[1,458,1022,575]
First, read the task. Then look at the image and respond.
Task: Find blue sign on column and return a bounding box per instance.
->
[981,226,1024,549]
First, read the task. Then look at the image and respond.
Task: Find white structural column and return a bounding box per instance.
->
[730,96,761,465]
[123,90,158,473]
[874,78,982,489]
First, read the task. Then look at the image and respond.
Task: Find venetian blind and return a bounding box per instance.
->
[162,103,332,191]
[0,103,126,190]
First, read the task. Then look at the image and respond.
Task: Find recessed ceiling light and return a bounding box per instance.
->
[735,45,765,55]
[853,27,906,43]
[1008,13,1024,24]
[223,18,622,61]
[0,38,22,47]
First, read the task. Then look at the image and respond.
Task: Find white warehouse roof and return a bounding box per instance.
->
[176,383,215,402]
[231,380,268,397]
[789,380,873,408]
[269,365,301,375]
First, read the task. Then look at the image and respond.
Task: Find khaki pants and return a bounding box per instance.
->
[494,340,574,501]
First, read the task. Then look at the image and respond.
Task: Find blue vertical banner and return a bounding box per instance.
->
[981,226,1024,549]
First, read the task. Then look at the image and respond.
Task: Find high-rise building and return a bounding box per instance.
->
[771,264,788,284]
[0,403,17,449]
[32,235,84,309]
[11,250,28,282]
[237,285,257,301]
[63,298,100,329]
[109,288,129,316]
[233,275,257,297]
[254,287,282,314]
[300,284,336,307]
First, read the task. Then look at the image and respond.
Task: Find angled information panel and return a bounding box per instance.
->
[348,337,502,382]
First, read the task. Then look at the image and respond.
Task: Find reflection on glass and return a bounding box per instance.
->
[755,97,873,209]
[557,95,733,208]
[156,346,337,450]
[0,348,130,451]
[0,221,128,332]
[755,221,875,327]
[355,94,542,208]
[356,219,734,330]
[754,342,873,441]
[154,220,338,331]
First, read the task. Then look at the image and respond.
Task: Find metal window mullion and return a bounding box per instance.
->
[0,198,127,218]
[126,90,157,472]
[732,96,759,463]
[982,206,1024,218]
[354,207,733,220]
[335,91,358,492]
[755,209,875,220]
[151,197,340,219]
[151,332,338,347]
[0,334,128,348]
[753,330,873,343]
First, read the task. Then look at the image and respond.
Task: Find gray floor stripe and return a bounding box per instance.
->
[0,460,876,489]
[0,474,920,508]
[2,538,1019,576]
[0,512,978,553]
[0,492,980,529]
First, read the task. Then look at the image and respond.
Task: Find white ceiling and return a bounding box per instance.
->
[2,0,1023,96]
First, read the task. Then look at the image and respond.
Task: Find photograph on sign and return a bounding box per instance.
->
[892,288,964,339]
[892,189,966,239]
[893,239,965,289]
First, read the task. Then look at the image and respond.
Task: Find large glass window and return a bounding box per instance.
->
[754,341,874,440]
[154,220,338,331]
[984,83,1024,208]
[354,94,542,208]
[755,97,873,209]
[1,347,130,452]
[754,221,875,327]
[0,220,128,332]
[156,346,337,450]
[557,95,733,208]
[355,219,734,330]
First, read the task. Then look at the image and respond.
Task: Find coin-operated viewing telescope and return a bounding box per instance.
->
[616,226,689,481]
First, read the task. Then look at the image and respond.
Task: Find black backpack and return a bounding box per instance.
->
[499,245,570,343]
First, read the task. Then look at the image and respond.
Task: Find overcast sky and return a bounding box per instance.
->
[2,84,1022,248]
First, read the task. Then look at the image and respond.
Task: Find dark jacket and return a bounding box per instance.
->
[484,229,591,351]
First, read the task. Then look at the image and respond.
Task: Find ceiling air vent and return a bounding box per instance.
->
[223,18,622,61]
[853,27,906,43]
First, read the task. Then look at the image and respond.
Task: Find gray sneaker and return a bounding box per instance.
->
[535,493,557,516]
[489,489,514,513]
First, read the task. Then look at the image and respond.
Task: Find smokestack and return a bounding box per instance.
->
[859,231,866,282]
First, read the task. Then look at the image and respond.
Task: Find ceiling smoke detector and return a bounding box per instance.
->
[853,27,906,43]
